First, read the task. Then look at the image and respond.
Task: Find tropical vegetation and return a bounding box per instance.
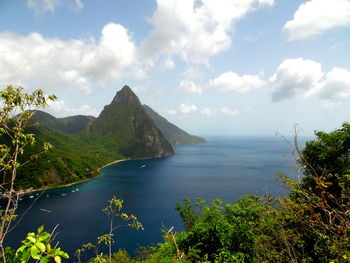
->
[1,85,349,262]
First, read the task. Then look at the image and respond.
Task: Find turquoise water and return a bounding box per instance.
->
[6,137,303,258]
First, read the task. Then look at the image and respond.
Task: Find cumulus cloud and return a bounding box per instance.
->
[46,99,98,117]
[179,80,202,94]
[209,71,265,93]
[307,67,350,101]
[270,58,350,105]
[284,0,350,41]
[200,106,240,118]
[0,23,140,95]
[141,0,274,64]
[270,58,323,101]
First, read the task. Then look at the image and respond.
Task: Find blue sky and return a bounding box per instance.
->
[0,0,350,136]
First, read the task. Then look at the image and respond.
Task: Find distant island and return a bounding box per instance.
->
[16,85,206,190]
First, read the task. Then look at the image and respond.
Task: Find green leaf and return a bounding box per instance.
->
[39,256,50,263]
[26,236,36,243]
[58,251,69,258]
[30,245,41,260]
[20,249,31,262]
[35,241,46,253]
[16,244,27,253]
[37,225,44,234]
[54,255,62,263]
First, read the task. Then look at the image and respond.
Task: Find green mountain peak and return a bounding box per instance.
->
[112,85,140,106]
[87,85,174,158]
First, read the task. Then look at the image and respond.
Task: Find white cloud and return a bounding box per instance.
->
[200,106,240,118]
[163,104,242,119]
[219,106,240,116]
[27,0,85,15]
[0,23,140,95]
[270,58,323,101]
[27,0,59,15]
[270,58,350,105]
[308,67,350,101]
[179,80,202,94]
[141,0,274,64]
[284,0,350,41]
[209,71,265,93]
[46,99,98,117]
[179,103,197,114]
[163,103,197,118]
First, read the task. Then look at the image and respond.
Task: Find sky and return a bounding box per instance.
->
[0,0,350,136]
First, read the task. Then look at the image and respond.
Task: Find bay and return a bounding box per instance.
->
[5,136,305,258]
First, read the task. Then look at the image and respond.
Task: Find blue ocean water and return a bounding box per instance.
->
[5,136,305,258]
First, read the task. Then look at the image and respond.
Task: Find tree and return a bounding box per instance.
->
[76,196,143,263]
[0,85,56,262]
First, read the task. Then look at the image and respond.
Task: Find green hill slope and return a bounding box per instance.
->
[17,125,121,189]
[32,111,95,134]
[143,105,207,145]
[85,86,174,158]
[14,85,174,189]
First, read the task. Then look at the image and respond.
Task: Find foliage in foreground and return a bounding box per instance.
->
[127,124,350,263]
[80,124,350,262]
[0,85,57,261]
[1,85,349,262]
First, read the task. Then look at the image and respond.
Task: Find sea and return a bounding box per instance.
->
[5,136,308,259]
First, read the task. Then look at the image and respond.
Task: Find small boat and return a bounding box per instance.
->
[76,189,79,191]
[140,165,146,168]
[46,195,50,197]
[72,190,75,193]
[61,194,66,196]
[29,196,34,199]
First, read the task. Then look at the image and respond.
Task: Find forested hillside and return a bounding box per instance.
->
[14,86,174,189]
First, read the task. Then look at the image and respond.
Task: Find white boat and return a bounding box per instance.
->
[29,196,34,199]
[140,165,146,168]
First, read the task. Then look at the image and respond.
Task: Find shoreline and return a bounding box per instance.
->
[17,159,128,196]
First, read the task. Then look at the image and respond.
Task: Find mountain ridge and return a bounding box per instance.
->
[143,105,207,145]
[15,85,184,189]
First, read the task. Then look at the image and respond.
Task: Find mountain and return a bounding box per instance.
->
[32,111,95,134]
[85,86,174,158]
[13,85,179,189]
[143,105,207,145]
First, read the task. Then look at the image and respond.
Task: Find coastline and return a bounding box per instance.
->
[17,159,128,196]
